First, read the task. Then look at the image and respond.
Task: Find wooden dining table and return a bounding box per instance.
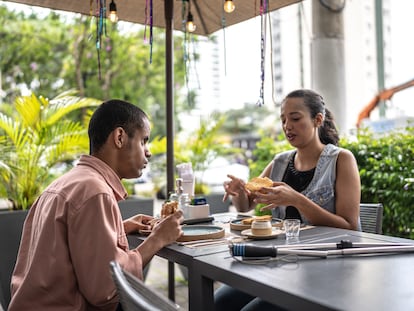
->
[129,217,414,311]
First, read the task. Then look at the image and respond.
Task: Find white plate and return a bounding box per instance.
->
[241,228,284,240]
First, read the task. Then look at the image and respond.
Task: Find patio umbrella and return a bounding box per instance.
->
[4,0,302,193]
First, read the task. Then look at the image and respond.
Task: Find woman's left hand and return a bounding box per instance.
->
[254,182,299,211]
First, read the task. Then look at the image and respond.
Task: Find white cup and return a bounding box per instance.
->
[284,219,301,240]
[251,220,272,236]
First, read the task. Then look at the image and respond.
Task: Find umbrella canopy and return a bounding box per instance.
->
[4,0,302,194]
[5,0,301,36]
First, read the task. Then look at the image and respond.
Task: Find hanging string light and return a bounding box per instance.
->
[186,11,196,33]
[223,0,236,13]
[108,0,118,23]
[184,0,197,33]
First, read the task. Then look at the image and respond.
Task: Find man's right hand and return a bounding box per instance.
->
[137,210,184,266]
[151,210,184,245]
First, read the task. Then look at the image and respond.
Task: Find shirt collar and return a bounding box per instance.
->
[77,155,128,201]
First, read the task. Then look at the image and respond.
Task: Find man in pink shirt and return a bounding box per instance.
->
[9,100,183,310]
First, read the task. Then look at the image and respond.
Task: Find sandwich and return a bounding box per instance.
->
[148,200,179,230]
[160,200,179,218]
[245,176,273,192]
[241,214,272,225]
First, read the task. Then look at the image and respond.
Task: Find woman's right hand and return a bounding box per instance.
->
[222,174,248,201]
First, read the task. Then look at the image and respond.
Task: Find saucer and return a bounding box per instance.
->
[240,228,284,240]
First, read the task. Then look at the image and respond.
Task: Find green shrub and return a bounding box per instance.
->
[341,127,414,238]
[248,131,292,178]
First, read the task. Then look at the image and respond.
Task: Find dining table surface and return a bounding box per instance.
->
[128,213,414,311]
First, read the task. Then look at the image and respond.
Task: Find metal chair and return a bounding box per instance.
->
[205,193,231,214]
[360,203,384,234]
[109,261,179,311]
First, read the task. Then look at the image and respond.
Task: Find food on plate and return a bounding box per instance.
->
[245,176,273,192]
[241,214,272,225]
[161,200,179,218]
[251,219,273,236]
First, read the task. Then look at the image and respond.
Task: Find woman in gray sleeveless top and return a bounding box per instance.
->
[223,89,360,230]
[216,89,361,311]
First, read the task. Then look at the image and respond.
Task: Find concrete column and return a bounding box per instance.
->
[311,0,347,133]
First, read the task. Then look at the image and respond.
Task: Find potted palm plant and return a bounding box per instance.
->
[0,91,101,210]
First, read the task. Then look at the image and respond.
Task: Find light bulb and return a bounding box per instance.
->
[186,12,196,32]
[224,0,235,13]
[109,0,118,23]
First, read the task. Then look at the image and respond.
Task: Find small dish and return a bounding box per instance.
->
[240,228,284,240]
[177,225,225,242]
[139,225,225,242]
[230,218,283,231]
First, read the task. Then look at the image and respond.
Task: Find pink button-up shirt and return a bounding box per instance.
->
[9,155,143,311]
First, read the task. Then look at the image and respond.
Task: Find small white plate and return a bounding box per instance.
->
[241,228,284,240]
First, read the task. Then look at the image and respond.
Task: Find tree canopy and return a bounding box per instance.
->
[0,4,189,138]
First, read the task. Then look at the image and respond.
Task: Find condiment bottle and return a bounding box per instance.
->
[169,178,190,218]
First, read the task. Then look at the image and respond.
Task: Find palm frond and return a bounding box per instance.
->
[14,94,43,129]
[0,113,30,148]
[0,92,101,209]
[45,95,101,126]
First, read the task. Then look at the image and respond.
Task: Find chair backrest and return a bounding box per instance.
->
[118,197,154,219]
[360,203,383,234]
[0,210,28,310]
[109,261,179,311]
[205,193,231,214]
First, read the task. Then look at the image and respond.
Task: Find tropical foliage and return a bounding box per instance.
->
[342,127,414,239]
[0,91,101,209]
[150,113,243,195]
[0,4,191,139]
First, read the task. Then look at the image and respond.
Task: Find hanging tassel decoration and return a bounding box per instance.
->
[182,0,191,107]
[95,0,106,80]
[89,0,94,16]
[144,0,154,63]
[182,0,189,86]
[256,0,268,107]
[221,0,228,76]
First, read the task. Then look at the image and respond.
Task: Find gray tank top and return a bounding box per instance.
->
[270,144,340,225]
